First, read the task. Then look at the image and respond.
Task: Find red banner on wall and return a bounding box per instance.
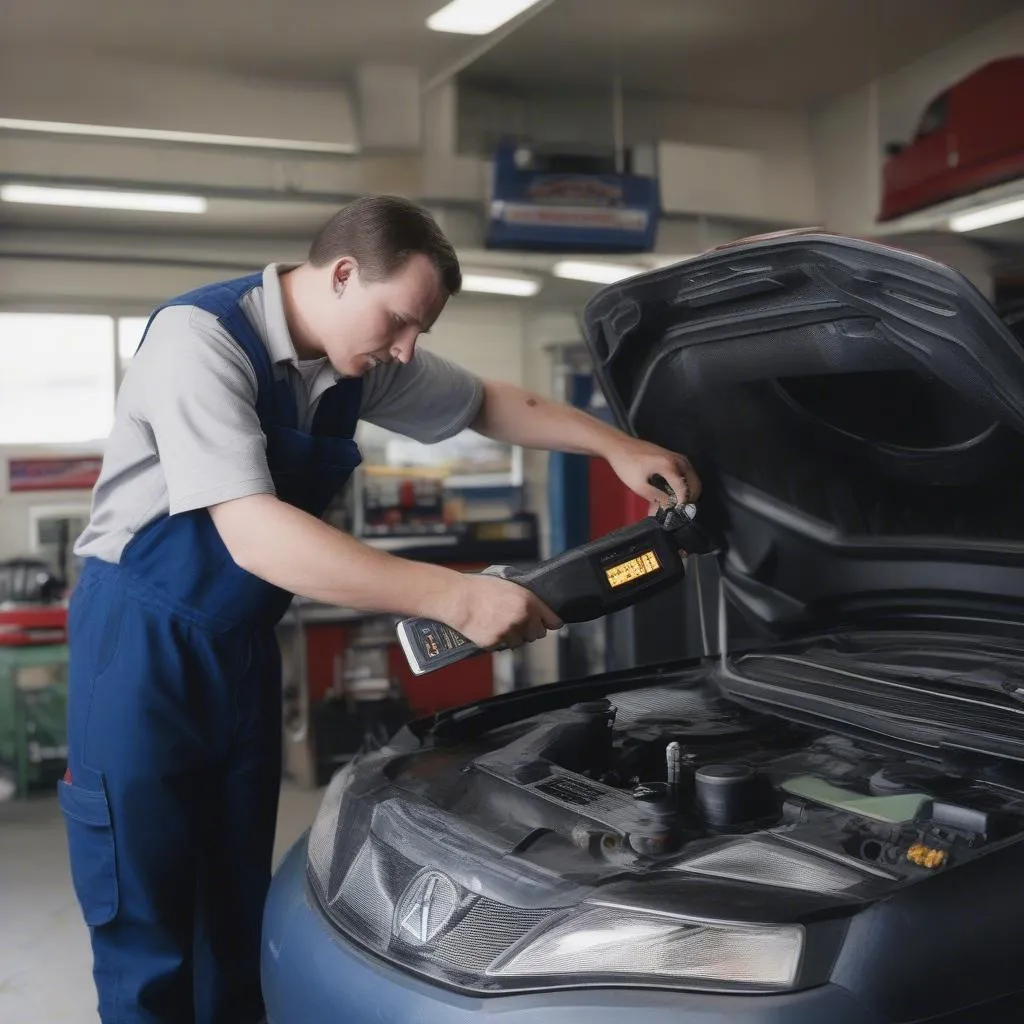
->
[8,457,102,492]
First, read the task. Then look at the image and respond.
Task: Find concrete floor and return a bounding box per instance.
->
[0,780,325,1024]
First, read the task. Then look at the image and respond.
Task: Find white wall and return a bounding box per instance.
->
[0,53,487,209]
[1,54,359,151]
[658,140,817,225]
[420,299,525,385]
[810,83,882,236]
[0,131,460,207]
[0,255,251,313]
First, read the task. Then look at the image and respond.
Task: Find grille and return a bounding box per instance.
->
[679,838,866,894]
[320,815,572,983]
[430,899,552,972]
[327,835,559,976]
[536,776,606,806]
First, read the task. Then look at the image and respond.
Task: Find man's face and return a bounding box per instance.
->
[323,253,448,377]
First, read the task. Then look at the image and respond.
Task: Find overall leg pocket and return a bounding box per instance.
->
[58,778,119,926]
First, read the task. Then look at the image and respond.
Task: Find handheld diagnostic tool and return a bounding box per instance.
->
[396,494,713,676]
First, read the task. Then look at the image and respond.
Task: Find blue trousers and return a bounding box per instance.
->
[61,562,282,1023]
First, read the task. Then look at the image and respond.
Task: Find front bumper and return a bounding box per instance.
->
[261,835,880,1024]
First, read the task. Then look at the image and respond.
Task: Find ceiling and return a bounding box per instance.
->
[0,0,465,84]
[1,0,1019,108]
[462,0,1022,107]
[3,0,1023,265]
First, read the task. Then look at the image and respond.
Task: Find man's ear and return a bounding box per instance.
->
[333,257,358,295]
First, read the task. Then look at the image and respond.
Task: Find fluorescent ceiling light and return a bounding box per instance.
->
[1,184,207,214]
[553,260,644,284]
[461,272,540,297]
[0,117,357,155]
[427,0,545,35]
[949,197,1024,233]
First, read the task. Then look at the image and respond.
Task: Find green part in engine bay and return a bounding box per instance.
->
[782,775,928,823]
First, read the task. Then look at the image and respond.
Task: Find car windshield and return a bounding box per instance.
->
[916,94,948,137]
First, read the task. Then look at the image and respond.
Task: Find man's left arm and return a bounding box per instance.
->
[471,378,701,507]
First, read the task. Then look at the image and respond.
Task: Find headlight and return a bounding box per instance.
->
[307,762,358,893]
[488,904,803,988]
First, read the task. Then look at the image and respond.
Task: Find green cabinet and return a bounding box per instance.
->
[0,644,68,798]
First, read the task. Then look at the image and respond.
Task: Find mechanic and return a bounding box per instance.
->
[60,194,700,1023]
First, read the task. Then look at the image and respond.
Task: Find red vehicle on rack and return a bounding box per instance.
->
[878,56,1024,222]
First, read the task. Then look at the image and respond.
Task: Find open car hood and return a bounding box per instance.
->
[583,234,1024,641]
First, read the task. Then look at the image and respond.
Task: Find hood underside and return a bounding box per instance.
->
[582,234,1024,638]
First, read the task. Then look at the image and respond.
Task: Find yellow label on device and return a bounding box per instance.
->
[605,550,661,588]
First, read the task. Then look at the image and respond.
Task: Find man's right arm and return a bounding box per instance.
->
[209,494,561,649]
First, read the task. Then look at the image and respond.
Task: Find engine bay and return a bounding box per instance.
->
[308,663,1024,999]
[460,680,1024,884]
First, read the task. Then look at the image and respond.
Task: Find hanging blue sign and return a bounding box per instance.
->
[485,142,659,253]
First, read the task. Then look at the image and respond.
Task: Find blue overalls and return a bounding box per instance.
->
[59,273,362,1023]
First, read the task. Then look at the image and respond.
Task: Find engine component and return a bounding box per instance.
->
[783,775,929,823]
[931,801,990,837]
[571,699,617,773]
[907,843,949,869]
[868,763,946,796]
[695,764,770,827]
[666,741,683,808]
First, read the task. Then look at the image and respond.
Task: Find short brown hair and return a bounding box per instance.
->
[308,195,461,295]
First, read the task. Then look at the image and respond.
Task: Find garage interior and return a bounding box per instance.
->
[3,1,1024,1021]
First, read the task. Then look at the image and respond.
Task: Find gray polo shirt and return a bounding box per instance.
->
[75,264,484,564]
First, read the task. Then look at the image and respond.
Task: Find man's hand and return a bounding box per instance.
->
[443,574,563,650]
[605,438,702,509]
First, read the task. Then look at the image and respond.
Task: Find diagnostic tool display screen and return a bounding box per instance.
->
[604,549,661,589]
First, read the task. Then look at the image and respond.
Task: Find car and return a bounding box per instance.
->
[262,234,1024,1024]
[878,56,1024,222]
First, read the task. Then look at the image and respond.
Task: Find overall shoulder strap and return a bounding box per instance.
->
[312,377,364,439]
[138,273,292,427]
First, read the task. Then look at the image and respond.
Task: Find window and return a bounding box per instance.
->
[118,316,150,369]
[916,94,948,138]
[0,313,116,444]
